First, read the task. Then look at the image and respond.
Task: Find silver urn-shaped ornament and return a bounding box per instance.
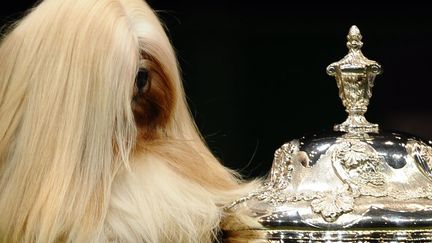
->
[222,26,432,242]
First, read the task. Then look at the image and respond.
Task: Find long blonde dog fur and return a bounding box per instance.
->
[0,0,255,242]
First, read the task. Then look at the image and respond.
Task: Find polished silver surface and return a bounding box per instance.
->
[327,25,381,134]
[223,130,432,230]
[224,229,432,242]
[222,25,432,242]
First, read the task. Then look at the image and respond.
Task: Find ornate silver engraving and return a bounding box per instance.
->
[386,185,432,200]
[418,143,432,168]
[268,142,297,190]
[227,137,432,222]
[332,140,386,188]
[226,141,298,209]
[410,140,432,171]
[327,25,381,133]
[222,26,432,242]
[310,185,354,222]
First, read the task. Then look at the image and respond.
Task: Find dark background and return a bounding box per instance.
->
[2,1,432,178]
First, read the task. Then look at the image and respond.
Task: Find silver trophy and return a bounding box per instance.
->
[222,26,432,242]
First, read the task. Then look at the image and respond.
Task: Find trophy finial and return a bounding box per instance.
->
[327,25,382,133]
[347,25,363,50]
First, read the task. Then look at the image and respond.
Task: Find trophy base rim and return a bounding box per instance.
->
[223,229,432,242]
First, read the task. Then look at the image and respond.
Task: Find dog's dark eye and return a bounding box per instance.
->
[136,68,148,91]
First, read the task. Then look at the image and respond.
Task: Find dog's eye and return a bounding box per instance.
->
[136,68,148,91]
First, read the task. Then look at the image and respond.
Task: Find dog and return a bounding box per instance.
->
[0,0,256,242]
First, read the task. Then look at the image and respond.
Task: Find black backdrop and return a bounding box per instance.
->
[2,1,432,178]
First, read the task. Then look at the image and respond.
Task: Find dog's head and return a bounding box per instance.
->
[0,0,240,242]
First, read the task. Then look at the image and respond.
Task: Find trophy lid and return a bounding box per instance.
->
[222,26,432,242]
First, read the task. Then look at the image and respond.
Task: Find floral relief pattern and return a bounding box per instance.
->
[227,138,432,223]
[332,140,386,187]
[310,187,354,222]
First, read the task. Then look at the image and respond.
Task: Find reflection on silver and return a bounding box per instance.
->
[222,26,432,242]
[327,25,381,134]
[224,229,432,242]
